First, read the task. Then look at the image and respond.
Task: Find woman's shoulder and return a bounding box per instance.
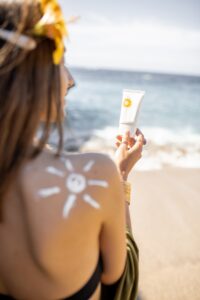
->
[60,151,120,191]
[19,146,120,200]
[21,146,118,181]
[61,151,118,175]
[17,147,121,243]
[23,145,116,172]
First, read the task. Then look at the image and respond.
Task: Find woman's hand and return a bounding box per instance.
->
[114,129,146,181]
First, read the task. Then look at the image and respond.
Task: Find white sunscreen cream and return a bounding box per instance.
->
[119,89,145,136]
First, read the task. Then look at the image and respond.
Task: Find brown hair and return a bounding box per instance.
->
[0,0,64,221]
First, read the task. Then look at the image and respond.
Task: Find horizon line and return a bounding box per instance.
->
[68,65,200,78]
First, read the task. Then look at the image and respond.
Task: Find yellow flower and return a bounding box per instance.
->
[33,0,68,64]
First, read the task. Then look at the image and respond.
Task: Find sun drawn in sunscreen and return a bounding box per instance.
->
[37,159,109,218]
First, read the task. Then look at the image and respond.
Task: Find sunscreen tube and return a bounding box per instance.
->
[119,89,145,136]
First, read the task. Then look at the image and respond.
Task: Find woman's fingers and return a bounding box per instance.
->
[116,132,135,148]
[129,137,135,147]
[114,130,145,178]
[115,129,146,153]
[136,128,147,145]
[119,131,130,149]
[115,140,135,150]
[115,142,121,148]
[116,135,122,142]
[128,134,143,156]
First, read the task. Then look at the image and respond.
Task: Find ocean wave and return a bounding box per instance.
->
[79,126,200,170]
[46,125,200,170]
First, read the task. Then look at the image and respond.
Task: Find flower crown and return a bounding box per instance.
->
[0,0,78,65]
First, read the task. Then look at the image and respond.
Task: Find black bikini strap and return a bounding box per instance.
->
[63,256,103,300]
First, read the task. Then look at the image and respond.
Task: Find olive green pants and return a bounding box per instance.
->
[101,227,139,300]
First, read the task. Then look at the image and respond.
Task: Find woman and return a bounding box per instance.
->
[0,0,145,299]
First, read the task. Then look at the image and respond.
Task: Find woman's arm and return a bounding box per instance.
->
[99,129,145,284]
[99,158,127,285]
[115,129,146,234]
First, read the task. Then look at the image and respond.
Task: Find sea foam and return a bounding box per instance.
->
[80,126,200,171]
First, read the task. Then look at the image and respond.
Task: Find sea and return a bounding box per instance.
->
[59,67,200,171]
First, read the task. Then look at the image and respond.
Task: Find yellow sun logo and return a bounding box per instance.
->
[123,98,132,108]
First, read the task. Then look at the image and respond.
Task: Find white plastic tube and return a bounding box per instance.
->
[119,89,145,136]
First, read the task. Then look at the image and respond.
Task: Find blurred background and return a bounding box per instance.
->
[57,0,200,171]
[57,1,200,299]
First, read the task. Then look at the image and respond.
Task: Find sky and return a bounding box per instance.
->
[59,0,200,76]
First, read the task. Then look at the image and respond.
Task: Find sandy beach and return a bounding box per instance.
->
[129,168,200,300]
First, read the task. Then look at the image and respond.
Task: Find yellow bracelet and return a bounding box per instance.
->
[121,181,131,205]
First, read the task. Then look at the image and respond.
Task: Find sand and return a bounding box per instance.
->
[129,168,200,300]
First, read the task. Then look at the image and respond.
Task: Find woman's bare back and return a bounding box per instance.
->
[0,149,116,300]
